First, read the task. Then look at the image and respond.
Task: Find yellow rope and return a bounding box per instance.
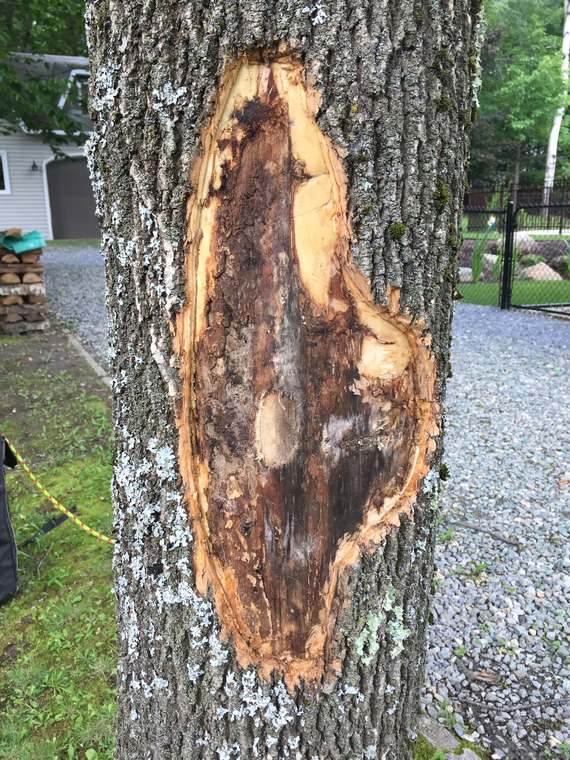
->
[3,437,115,546]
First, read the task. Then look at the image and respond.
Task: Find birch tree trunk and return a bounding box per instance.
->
[543,0,570,207]
[86,2,482,758]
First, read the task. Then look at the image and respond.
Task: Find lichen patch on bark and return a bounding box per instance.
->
[175,52,439,688]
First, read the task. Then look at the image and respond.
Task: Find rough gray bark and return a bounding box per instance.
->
[86,1,482,758]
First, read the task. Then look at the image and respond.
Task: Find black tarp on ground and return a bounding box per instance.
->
[0,437,18,603]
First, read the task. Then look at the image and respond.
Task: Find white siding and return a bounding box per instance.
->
[0,132,85,240]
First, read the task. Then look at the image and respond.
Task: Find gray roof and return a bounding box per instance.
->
[10,52,89,78]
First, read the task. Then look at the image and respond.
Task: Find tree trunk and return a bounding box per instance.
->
[86,2,482,758]
[543,0,570,209]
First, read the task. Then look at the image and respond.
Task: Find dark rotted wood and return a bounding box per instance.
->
[185,60,437,683]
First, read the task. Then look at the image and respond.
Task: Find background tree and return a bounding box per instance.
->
[0,0,88,144]
[470,0,566,189]
[543,0,570,203]
[87,1,482,758]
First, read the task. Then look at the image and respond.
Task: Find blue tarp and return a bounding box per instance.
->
[0,230,45,254]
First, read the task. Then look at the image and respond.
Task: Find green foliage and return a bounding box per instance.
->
[519,253,545,267]
[388,221,407,240]
[470,0,567,186]
[0,0,88,144]
[0,0,87,57]
[468,561,488,577]
[412,735,447,760]
[490,253,502,281]
[447,234,461,251]
[471,237,487,282]
[434,182,451,211]
[439,528,456,543]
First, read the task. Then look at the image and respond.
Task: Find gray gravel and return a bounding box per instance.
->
[43,246,569,758]
[43,243,108,368]
[425,305,570,760]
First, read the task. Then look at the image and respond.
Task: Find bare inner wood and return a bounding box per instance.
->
[176,55,438,686]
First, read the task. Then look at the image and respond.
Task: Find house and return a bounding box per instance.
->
[0,54,98,240]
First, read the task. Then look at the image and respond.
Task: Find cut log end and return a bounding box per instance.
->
[175,53,439,688]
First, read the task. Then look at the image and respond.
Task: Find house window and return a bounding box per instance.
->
[0,152,11,194]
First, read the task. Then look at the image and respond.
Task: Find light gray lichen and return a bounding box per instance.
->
[386,604,411,659]
[355,612,382,665]
[301,1,328,24]
[152,82,188,118]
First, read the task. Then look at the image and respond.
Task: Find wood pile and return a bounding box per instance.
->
[0,230,48,334]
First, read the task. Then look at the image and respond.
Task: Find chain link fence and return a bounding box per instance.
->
[506,204,570,316]
[458,206,507,306]
[457,192,570,315]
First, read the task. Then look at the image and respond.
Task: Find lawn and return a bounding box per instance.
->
[458,279,570,306]
[0,331,484,760]
[0,332,115,760]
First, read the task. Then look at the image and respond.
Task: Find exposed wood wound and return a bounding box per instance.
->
[175,54,438,687]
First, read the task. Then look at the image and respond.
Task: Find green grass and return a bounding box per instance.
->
[412,734,442,759]
[458,280,570,306]
[0,334,115,759]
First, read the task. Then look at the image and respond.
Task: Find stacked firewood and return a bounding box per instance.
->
[0,230,48,334]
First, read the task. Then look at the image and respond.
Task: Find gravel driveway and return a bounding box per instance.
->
[44,246,569,759]
[43,243,108,368]
[426,306,570,760]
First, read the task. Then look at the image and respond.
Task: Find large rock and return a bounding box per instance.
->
[481,253,500,282]
[519,262,563,281]
[418,715,458,752]
[550,254,570,278]
[458,239,497,268]
[458,267,473,282]
[514,231,536,256]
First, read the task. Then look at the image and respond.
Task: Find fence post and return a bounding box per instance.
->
[500,200,516,309]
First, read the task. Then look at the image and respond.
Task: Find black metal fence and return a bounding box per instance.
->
[458,194,570,315]
[465,179,570,213]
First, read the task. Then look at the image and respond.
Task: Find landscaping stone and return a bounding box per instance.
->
[447,750,480,760]
[418,715,459,752]
[481,253,500,282]
[513,231,535,255]
[550,254,570,278]
[519,261,563,280]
